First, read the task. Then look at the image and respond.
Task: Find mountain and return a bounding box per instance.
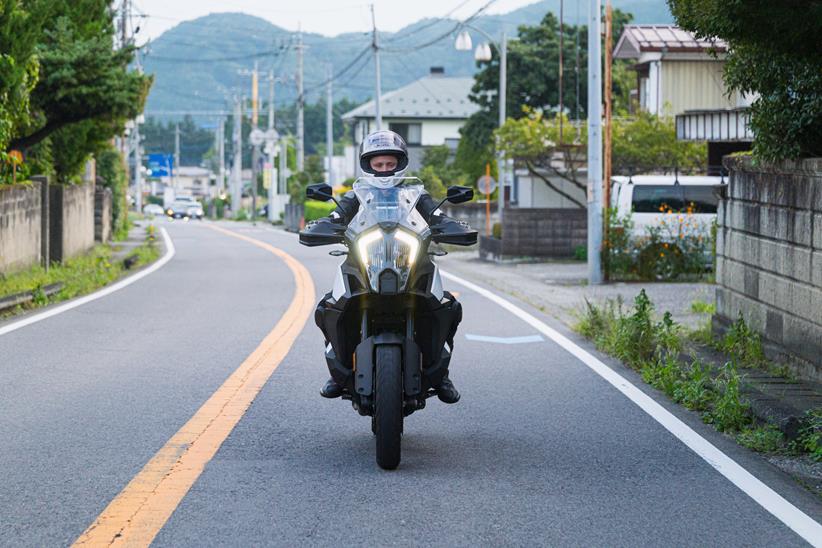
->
[141,1,673,117]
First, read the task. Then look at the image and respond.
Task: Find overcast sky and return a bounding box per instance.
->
[133,0,540,43]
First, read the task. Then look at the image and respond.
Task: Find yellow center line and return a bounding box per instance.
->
[73,224,315,547]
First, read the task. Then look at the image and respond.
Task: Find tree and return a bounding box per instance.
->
[495,109,588,207]
[8,0,152,183]
[457,9,634,178]
[287,154,325,204]
[412,145,469,201]
[0,0,46,182]
[496,109,706,207]
[668,0,822,160]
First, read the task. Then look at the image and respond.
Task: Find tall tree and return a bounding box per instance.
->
[668,0,822,160]
[456,9,633,181]
[9,0,151,181]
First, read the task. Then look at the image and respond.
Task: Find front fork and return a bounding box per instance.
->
[351,306,425,417]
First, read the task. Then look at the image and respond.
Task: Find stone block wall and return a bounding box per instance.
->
[715,155,822,381]
[0,184,41,273]
[50,182,95,262]
[95,187,112,243]
[480,208,587,260]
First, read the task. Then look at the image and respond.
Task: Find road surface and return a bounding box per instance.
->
[1,219,820,547]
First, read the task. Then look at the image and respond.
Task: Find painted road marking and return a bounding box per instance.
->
[73,224,315,547]
[465,334,544,345]
[0,228,175,338]
[441,270,822,547]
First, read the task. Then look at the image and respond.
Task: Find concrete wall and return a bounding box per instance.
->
[715,155,822,381]
[50,182,95,262]
[0,184,41,273]
[95,187,112,243]
[515,171,587,209]
[480,208,587,260]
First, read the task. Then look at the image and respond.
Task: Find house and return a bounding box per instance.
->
[614,25,753,174]
[175,166,214,198]
[342,67,479,173]
[614,25,745,116]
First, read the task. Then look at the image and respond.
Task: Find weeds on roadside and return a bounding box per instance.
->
[690,299,716,314]
[737,424,785,453]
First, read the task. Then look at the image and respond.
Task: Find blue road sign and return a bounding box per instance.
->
[147,153,174,177]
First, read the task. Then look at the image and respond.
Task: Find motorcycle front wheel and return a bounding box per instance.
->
[374,345,403,470]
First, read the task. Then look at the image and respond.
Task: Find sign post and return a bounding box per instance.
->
[476,166,498,237]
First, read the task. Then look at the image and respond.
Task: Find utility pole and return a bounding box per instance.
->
[497,32,507,226]
[604,0,613,281]
[174,122,180,191]
[218,117,226,196]
[296,31,305,171]
[371,4,383,130]
[134,123,142,213]
[326,64,334,188]
[120,0,129,48]
[587,0,603,285]
[232,98,243,216]
[559,0,564,144]
[251,63,260,222]
[267,70,277,222]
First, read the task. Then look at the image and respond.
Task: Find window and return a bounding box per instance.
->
[389,123,422,145]
[631,185,718,213]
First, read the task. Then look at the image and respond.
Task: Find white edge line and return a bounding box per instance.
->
[0,227,176,338]
[442,269,822,547]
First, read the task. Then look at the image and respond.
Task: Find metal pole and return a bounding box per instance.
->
[218,117,225,195]
[279,140,287,196]
[134,123,142,213]
[174,122,180,191]
[267,71,276,223]
[296,31,305,171]
[587,0,603,285]
[371,4,383,130]
[232,98,243,216]
[326,64,334,187]
[497,32,507,226]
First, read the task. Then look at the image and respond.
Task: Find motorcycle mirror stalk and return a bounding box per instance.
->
[306,183,341,208]
[434,185,474,212]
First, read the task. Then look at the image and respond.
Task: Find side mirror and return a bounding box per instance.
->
[446,185,473,205]
[306,183,333,202]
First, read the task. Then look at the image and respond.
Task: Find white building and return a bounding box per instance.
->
[342,67,479,173]
[175,166,215,198]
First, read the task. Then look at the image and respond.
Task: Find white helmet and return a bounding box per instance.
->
[359,130,409,178]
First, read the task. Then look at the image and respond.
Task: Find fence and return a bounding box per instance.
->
[715,155,822,381]
[479,208,587,261]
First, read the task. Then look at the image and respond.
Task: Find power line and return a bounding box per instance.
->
[380,0,498,53]
[383,0,476,44]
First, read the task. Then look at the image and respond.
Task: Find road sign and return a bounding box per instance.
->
[477,174,497,195]
[146,153,174,177]
[264,129,280,143]
[249,129,265,147]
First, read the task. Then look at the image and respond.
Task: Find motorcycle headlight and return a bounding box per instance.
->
[356,228,420,292]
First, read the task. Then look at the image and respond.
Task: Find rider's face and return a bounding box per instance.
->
[369,155,398,173]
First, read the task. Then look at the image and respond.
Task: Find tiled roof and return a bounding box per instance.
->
[613,25,728,59]
[342,76,479,121]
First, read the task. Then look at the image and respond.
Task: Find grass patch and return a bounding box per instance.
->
[0,225,160,317]
[690,299,716,314]
[575,291,820,460]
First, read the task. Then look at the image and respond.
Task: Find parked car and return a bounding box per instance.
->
[611,175,723,239]
[143,203,165,216]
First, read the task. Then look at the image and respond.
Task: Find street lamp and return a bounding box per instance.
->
[454,25,508,225]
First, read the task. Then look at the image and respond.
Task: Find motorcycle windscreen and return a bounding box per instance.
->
[346,177,430,292]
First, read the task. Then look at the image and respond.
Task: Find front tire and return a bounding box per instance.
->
[374,345,403,470]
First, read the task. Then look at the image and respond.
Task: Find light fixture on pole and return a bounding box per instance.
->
[455,30,472,51]
[474,43,493,62]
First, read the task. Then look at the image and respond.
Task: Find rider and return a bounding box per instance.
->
[317,129,462,404]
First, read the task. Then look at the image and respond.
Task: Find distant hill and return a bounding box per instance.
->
[142,1,673,118]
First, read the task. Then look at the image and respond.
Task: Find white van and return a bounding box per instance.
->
[611,175,723,239]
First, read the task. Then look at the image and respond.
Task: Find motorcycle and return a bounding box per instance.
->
[299,177,477,469]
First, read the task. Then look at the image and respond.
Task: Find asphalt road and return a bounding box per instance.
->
[1,219,820,547]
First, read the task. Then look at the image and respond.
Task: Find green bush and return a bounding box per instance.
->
[304,200,336,222]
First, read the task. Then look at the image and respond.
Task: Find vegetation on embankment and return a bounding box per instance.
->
[0,226,161,319]
[575,290,821,464]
